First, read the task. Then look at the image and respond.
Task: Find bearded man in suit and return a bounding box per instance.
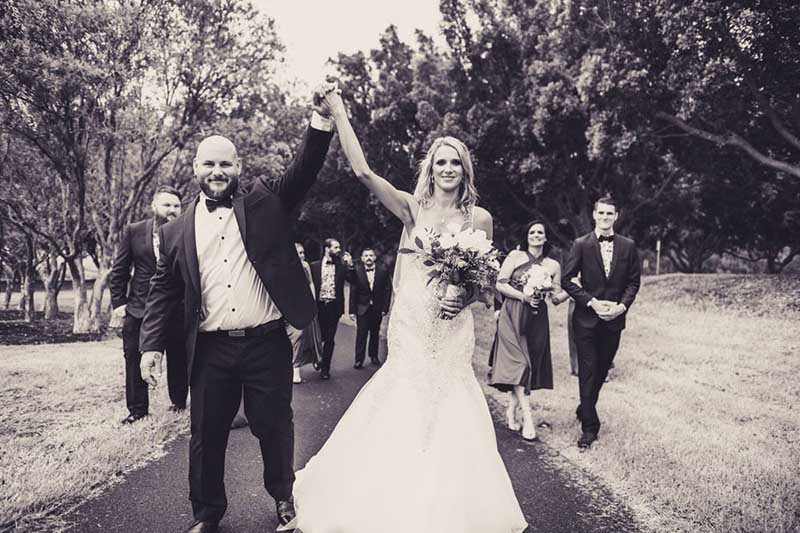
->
[347,247,391,368]
[138,83,338,532]
[109,185,188,423]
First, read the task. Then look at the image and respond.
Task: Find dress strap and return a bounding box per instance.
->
[469,205,475,229]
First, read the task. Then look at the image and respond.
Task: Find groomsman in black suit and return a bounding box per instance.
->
[109,185,188,424]
[561,196,641,449]
[347,248,391,368]
[309,238,353,380]
[138,83,336,533]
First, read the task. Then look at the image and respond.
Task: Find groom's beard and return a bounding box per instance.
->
[200,175,239,200]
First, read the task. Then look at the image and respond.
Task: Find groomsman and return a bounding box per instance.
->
[561,196,641,449]
[109,186,188,423]
[138,83,336,532]
[347,247,391,368]
[310,238,352,380]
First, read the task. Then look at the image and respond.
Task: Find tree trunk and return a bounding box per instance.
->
[67,257,92,333]
[22,234,35,322]
[38,255,64,319]
[3,269,15,310]
[89,266,110,332]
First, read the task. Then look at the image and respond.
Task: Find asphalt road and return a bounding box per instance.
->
[67,323,640,532]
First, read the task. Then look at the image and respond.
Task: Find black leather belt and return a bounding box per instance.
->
[202,318,283,338]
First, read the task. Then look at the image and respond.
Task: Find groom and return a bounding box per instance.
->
[561,196,641,449]
[138,83,337,533]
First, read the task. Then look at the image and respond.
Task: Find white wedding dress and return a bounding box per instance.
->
[289,225,528,533]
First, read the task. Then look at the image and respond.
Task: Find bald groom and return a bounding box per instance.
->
[138,83,338,533]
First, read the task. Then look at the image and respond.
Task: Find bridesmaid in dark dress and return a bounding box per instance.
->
[490,221,568,441]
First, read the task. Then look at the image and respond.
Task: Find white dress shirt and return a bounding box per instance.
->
[194,111,333,331]
[595,230,614,277]
[195,192,281,332]
[319,260,337,302]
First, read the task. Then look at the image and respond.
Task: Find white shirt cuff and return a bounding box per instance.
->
[311,111,334,132]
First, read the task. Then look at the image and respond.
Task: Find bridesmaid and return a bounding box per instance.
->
[490,220,568,441]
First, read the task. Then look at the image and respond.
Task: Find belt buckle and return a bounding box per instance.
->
[228,329,246,337]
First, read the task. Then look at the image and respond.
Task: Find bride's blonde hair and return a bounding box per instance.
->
[413,136,479,215]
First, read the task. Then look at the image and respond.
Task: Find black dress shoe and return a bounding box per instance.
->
[353,362,364,369]
[168,404,186,413]
[185,520,218,533]
[370,357,382,366]
[121,413,147,425]
[577,431,598,449]
[276,499,296,526]
[320,371,331,380]
[312,361,320,371]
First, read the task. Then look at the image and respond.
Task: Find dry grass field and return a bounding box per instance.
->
[474,273,800,533]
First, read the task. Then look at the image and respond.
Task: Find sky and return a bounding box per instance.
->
[251,0,444,86]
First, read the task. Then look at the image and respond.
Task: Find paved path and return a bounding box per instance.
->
[68,323,640,532]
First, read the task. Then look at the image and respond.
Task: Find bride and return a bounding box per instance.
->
[286,90,528,533]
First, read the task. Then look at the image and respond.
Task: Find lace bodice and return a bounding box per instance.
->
[386,227,476,380]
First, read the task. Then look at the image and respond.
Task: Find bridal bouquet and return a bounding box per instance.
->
[399,226,501,319]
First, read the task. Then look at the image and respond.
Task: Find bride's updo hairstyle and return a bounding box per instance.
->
[413,136,479,215]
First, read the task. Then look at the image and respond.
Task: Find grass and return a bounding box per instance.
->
[472,273,800,533]
[0,340,188,532]
[2,275,798,532]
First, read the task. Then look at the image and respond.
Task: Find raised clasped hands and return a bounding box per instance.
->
[140,351,163,389]
[312,79,343,118]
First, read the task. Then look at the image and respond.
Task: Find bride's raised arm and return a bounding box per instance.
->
[324,90,418,229]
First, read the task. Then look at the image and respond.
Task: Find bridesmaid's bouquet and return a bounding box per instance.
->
[503,263,553,315]
[400,226,501,319]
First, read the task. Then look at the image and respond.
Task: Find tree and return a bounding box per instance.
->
[1,0,288,331]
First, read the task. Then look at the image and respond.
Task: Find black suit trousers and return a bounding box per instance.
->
[189,328,294,523]
[122,315,149,417]
[573,318,622,435]
[317,301,342,373]
[354,305,382,364]
[121,314,188,415]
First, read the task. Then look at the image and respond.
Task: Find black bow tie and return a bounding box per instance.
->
[365,267,375,272]
[205,197,233,212]
[598,235,614,243]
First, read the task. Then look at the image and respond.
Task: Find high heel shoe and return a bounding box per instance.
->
[506,404,521,431]
[520,410,538,442]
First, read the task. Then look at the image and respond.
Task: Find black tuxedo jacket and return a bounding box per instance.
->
[309,259,350,316]
[139,126,333,379]
[109,219,157,319]
[346,264,391,316]
[561,232,641,331]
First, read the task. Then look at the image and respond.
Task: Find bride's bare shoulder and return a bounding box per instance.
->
[472,206,493,232]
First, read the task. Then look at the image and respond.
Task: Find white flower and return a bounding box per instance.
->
[525,264,552,290]
[438,232,458,250]
[455,229,494,255]
[445,221,464,234]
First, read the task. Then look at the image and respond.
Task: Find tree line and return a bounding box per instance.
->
[1,0,798,332]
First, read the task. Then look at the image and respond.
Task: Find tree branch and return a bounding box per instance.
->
[655,112,800,179]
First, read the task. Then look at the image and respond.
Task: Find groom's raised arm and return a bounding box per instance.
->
[267,111,334,211]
